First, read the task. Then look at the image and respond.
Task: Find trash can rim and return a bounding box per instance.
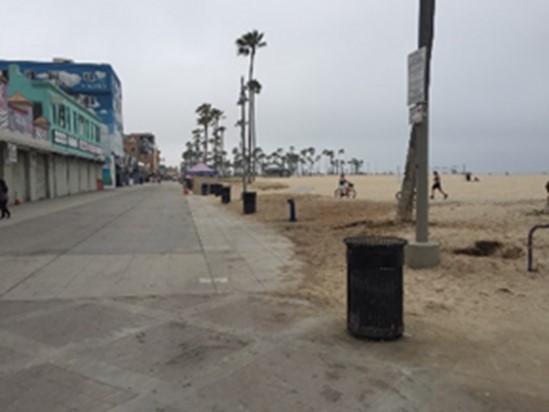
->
[343,236,408,247]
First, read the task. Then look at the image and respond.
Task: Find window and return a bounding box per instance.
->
[58,105,66,127]
[66,107,71,131]
[25,70,35,80]
[33,102,43,120]
[78,115,84,134]
[95,125,100,142]
[52,104,57,124]
[73,111,78,131]
[83,95,98,108]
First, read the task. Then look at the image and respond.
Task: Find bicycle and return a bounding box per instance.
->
[334,183,357,199]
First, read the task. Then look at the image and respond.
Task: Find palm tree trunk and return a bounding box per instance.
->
[203,125,209,163]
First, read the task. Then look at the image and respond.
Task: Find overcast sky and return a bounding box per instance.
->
[3,0,548,173]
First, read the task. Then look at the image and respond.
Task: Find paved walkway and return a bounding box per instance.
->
[1,184,548,411]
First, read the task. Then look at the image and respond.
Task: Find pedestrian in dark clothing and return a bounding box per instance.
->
[0,178,11,219]
[430,171,448,200]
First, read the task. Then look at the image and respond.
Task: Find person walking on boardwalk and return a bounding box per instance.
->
[430,171,448,200]
[0,178,11,219]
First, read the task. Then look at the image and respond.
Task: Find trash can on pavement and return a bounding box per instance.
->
[343,236,408,340]
[201,183,209,196]
[221,186,231,204]
[243,191,256,214]
[212,184,222,197]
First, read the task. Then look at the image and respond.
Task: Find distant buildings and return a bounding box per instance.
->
[0,58,124,187]
[0,65,103,202]
[123,133,160,181]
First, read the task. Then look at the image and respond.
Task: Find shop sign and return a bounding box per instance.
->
[68,136,78,148]
[53,130,68,145]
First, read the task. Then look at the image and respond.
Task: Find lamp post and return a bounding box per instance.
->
[237,76,248,194]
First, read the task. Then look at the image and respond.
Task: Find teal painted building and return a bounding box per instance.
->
[6,65,103,161]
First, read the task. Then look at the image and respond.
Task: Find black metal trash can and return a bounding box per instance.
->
[201,183,209,196]
[243,191,256,214]
[221,186,231,204]
[212,184,223,197]
[343,236,408,340]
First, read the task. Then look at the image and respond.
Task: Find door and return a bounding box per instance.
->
[36,153,48,200]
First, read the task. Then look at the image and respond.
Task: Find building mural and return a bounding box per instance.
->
[0,59,124,186]
[0,78,7,128]
[4,65,102,160]
[8,103,33,135]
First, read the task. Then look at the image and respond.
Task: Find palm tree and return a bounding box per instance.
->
[196,103,214,163]
[305,147,316,175]
[314,154,322,174]
[231,146,244,176]
[216,125,226,174]
[236,30,267,181]
[322,149,335,175]
[348,158,364,175]
[191,128,203,164]
[181,142,195,171]
[210,108,225,170]
[337,148,345,175]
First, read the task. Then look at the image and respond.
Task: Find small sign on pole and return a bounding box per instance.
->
[408,47,427,106]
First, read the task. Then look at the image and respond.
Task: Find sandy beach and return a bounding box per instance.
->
[222,173,549,381]
[255,173,549,203]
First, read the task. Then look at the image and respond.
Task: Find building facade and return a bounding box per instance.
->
[0,58,123,187]
[0,65,103,203]
[124,133,160,181]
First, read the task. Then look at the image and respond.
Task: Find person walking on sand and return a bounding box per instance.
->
[0,178,11,219]
[430,171,448,200]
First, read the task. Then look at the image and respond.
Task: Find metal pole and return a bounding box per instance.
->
[416,0,435,243]
[239,76,247,194]
[416,105,429,242]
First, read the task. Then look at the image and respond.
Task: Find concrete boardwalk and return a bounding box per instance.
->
[1,184,548,411]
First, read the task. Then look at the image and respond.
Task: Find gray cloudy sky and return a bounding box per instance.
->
[4,0,548,173]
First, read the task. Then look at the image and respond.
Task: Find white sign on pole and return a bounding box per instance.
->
[407,47,427,106]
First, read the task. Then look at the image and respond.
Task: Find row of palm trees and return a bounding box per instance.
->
[181,30,366,179]
[255,146,364,176]
[181,103,228,173]
[181,29,266,181]
[182,140,364,176]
